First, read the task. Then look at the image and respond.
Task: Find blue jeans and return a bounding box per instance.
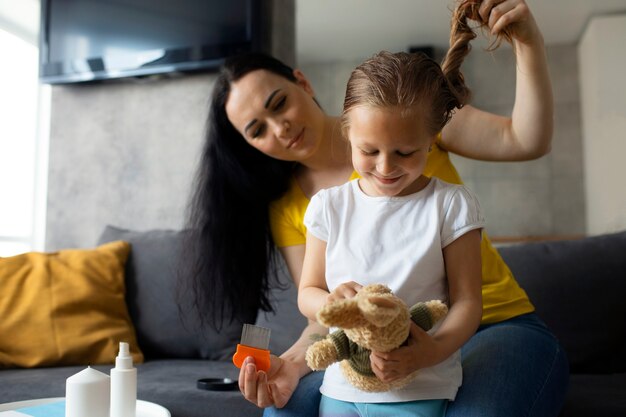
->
[263,313,569,417]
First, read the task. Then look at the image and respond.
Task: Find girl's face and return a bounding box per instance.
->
[347,105,436,197]
[225,69,325,162]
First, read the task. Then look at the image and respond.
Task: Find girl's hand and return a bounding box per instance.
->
[479,0,541,46]
[326,281,363,303]
[238,355,300,408]
[370,322,442,383]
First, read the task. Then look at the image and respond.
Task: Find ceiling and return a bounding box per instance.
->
[296,0,626,63]
[3,0,626,64]
[0,0,39,45]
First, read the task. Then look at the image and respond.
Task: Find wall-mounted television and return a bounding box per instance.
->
[39,0,268,84]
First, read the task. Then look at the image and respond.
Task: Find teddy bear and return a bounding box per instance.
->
[305,283,448,392]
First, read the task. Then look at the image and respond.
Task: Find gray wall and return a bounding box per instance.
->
[299,43,585,238]
[45,40,584,250]
[46,75,212,250]
[579,15,626,235]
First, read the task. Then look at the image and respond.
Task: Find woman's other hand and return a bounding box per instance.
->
[238,355,300,408]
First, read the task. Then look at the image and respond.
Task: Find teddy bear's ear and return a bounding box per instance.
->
[358,295,402,327]
[316,298,369,328]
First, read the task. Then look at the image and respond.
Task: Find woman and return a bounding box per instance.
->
[182,0,568,416]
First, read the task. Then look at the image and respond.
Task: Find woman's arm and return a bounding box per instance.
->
[442,0,553,161]
[370,230,483,381]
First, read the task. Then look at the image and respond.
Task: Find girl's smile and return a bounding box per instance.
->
[374,175,403,185]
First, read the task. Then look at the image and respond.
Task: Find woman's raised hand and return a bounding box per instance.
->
[478,0,541,45]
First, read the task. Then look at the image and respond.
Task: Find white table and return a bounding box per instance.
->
[0,397,170,417]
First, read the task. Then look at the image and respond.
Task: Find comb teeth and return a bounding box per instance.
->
[240,324,271,350]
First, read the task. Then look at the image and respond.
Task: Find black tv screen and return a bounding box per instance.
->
[39,0,266,84]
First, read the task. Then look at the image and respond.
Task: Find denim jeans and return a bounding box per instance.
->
[446,313,569,417]
[263,313,569,417]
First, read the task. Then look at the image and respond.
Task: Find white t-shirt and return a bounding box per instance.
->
[303,177,485,403]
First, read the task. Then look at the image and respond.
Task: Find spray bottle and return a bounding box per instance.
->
[110,342,137,417]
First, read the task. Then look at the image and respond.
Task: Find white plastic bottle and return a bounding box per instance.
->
[110,342,137,417]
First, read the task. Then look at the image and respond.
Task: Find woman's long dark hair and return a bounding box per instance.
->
[181,53,297,330]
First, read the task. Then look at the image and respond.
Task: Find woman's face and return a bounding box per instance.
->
[225,69,325,162]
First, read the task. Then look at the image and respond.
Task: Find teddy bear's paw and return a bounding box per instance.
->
[424,300,448,323]
[305,338,338,371]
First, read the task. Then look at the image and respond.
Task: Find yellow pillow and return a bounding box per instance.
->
[0,240,144,368]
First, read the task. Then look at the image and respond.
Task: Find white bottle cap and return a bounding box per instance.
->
[115,342,133,369]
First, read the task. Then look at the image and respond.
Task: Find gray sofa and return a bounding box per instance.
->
[1,226,625,416]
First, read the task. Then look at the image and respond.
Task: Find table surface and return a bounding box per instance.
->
[0,397,171,417]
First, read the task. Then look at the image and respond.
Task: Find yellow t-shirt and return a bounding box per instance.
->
[269,140,535,324]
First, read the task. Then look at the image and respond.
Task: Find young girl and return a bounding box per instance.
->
[297,3,496,415]
[298,52,484,416]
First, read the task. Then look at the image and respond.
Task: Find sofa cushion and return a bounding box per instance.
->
[98,226,256,360]
[0,241,143,368]
[498,230,626,374]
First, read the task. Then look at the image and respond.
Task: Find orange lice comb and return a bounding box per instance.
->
[232,324,271,373]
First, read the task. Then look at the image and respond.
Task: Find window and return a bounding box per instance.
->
[0,25,49,256]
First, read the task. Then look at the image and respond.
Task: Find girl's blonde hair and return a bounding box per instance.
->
[342,0,512,136]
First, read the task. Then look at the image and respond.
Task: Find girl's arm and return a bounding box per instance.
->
[442,0,553,161]
[298,232,331,321]
[370,230,483,380]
